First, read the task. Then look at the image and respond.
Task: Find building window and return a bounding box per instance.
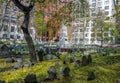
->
[3,34,7,38]
[92,13,96,16]
[105,11,109,15]
[6,6,10,10]
[86,28,89,32]
[105,0,109,5]
[98,2,102,6]
[92,8,95,12]
[11,20,16,24]
[17,36,20,39]
[11,26,14,32]
[92,3,96,7]
[10,35,14,39]
[13,7,17,11]
[92,0,96,2]
[105,6,109,10]
[98,7,102,10]
[85,33,89,37]
[3,25,7,31]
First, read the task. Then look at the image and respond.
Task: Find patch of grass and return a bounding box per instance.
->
[0,53,120,83]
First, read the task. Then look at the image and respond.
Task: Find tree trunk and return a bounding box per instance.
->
[11,0,38,64]
[21,12,37,64]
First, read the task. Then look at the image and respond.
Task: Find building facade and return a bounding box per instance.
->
[70,0,116,45]
[0,0,36,43]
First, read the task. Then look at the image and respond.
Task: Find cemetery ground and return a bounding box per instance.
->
[0,51,120,83]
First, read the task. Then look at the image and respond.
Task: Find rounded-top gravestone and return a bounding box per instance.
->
[63,67,70,77]
[87,72,95,81]
[82,56,87,66]
[24,74,37,83]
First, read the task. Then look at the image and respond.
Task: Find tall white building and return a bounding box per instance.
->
[71,0,116,45]
[0,1,36,43]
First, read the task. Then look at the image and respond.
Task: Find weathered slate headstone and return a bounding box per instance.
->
[23,62,31,68]
[6,58,15,63]
[74,60,80,67]
[69,58,74,63]
[63,67,70,77]
[82,56,87,66]
[47,66,57,80]
[63,61,66,65]
[59,66,63,77]
[43,66,57,81]
[16,58,22,63]
[46,54,53,60]
[13,63,22,69]
[0,80,5,83]
[37,49,45,61]
[87,55,92,64]
[24,74,37,83]
[55,61,59,67]
[87,72,95,81]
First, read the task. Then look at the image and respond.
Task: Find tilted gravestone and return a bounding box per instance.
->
[87,55,92,64]
[24,74,37,83]
[63,67,70,77]
[87,72,95,81]
[82,56,88,66]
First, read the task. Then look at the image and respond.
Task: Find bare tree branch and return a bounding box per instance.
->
[12,0,34,13]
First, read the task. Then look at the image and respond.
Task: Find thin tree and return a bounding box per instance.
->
[11,0,46,64]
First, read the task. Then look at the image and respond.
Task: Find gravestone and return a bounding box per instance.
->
[22,61,31,68]
[59,66,63,77]
[73,57,77,62]
[46,54,53,60]
[16,58,22,63]
[0,80,5,83]
[87,72,95,81]
[63,67,70,77]
[69,58,74,63]
[24,74,37,83]
[13,63,23,69]
[1,44,10,52]
[74,60,80,67]
[87,55,92,64]
[47,66,57,80]
[55,61,59,67]
[37,49,45,61]
[63,61,66,64]
[82,56,88,66]
[6,57,16,63]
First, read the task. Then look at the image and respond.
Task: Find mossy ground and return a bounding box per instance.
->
[0,52,120,83]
